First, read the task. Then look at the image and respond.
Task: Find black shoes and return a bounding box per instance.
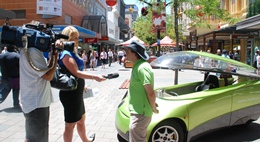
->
[89,133,95,142]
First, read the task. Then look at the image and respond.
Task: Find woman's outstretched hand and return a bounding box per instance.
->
[93,75,106,82]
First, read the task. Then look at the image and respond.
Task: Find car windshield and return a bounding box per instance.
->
[151,51,258,78]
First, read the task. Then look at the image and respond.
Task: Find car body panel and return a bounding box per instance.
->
[116,51,260,142]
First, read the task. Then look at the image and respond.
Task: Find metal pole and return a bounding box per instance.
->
[157,28,161,57]
[174,0,179,85]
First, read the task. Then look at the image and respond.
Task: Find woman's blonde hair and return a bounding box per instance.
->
[61,26,79,53]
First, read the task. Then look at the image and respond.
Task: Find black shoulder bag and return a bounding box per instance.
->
[50,64,78,91]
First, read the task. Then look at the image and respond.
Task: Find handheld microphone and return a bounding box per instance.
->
[104,73,119,79]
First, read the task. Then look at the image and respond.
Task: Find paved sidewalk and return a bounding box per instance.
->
[1,62,259,142]
[0,62,203,142]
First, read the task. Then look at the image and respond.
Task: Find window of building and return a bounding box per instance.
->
[12,10,26,19]
[65,15,72,25]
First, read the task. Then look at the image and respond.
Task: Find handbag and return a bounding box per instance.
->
[50,64,78,91]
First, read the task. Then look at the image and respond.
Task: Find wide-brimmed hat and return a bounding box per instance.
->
[124,40,149,60]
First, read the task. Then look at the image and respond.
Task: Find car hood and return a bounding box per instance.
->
[118,94,199,118]
[150,51,257,78]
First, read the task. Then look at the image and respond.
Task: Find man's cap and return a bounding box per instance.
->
[222,49,227,54]
[124,40,149,60]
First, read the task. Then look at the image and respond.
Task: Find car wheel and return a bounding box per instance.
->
[149,120,185,142]
[117,134,128,142]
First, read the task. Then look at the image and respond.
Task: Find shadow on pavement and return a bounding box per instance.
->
[191,123,260,142]
[0,107,22,113]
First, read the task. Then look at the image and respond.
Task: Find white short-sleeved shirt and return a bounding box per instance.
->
[20,48,53,113]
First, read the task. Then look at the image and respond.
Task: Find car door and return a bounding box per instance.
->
[187,88,232,138]
[231,79,260,125]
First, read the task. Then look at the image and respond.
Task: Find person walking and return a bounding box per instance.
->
[118,49,124,65]
[94,49,99,67]
[59,26,106,142]
[108,48,113,67]
[257,51,260,75]
[82,49,88,70]
[123,41,158,142]
[89,49,96,71]
[0,45,20,108]
[100,48,107,69]
[254,50,259,69]
[1,46,7,54]
[20,20,63,142]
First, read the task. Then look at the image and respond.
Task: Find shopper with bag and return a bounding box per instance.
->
[59,26,106,142]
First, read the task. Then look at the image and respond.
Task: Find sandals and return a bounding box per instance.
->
[89,133,95,142]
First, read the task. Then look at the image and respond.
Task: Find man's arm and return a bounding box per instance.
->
[41,52,58,81]
[144,84,159,114]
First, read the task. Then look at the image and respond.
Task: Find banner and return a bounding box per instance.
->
[37,0,62,16]
[152,2,166,33]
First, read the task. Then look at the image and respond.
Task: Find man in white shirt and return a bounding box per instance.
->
[108,48,114,67]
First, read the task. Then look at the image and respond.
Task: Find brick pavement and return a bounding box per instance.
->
[0,62,259,142]
[0,61,201,142]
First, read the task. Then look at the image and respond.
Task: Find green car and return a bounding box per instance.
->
[115,51,260,142]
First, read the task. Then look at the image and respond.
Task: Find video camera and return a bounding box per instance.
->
[1,20,74,52]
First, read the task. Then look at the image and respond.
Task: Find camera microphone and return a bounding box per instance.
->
[104,73,119,79]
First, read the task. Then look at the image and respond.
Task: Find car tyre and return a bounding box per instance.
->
[149,120,185,142]
[117,134,128,142]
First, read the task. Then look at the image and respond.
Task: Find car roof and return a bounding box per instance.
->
[150,51,258,78]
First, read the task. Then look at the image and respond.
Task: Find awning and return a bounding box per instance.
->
[236,14,260,30]
[52,25,99,38]
[99,36,122,45]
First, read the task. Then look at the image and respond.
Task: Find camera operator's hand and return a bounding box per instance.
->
[55,40,64,50]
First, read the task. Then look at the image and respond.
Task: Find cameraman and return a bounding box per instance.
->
[19,21,63,142]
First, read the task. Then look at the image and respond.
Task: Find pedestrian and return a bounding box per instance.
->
[123,41,158,142]
[100,48,107,69]
[1,46,7,54]
[118,49,124,65]
[94,49,99,67]
[234,50,240,61]
[59,26,106,142]
[82,49,88,70]
[19,20,63,142]
[254,50,259,69]
[257,52,260,75]
[89,49,96,71]
[228,51,234,59]
[221,49,230,58]
[216,49,221,56]
[114,49,118,62]
[0,45,20,108]
[107,48,113,67]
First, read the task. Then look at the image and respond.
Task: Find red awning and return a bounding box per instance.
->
[152,36,180,46]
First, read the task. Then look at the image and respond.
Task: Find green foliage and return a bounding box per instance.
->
[182,0,236,28]
[247,0,260,18]
[133,0,178,45]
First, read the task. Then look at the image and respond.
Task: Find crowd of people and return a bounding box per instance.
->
[77,46,127,70]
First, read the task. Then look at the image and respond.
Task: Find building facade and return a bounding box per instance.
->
[124,4,139,41]
[0,0,122,53]
[180,0,260,65]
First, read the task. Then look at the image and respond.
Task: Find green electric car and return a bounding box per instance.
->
[115,51,260,142]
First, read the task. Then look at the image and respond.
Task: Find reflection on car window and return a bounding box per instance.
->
[150,51,258,78]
